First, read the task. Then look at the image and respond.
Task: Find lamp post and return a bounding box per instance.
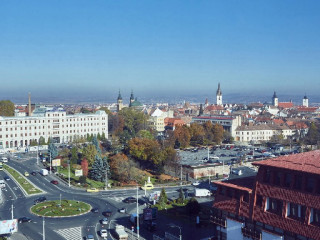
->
[49,152,52,174]
[136,185,140,239]
[169,224,182,240]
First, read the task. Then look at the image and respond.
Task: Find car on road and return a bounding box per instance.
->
[4,176,10,181]
[192,181,200,186]
[86,235,94,240]
[51,180,59,185]
[91,208,99,213]
[100,229,108,238]
[87,188,99,193]
[18,217,32,223]
[103,210,112,217]
[123,197,137,203]
[119,207,126,213]
[34,196,46,204]
[31,172,37,176]
[101,217,108,224]
[24,172,29,177]
[141,182,154,190]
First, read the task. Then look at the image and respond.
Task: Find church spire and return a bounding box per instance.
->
[117,89,122,100]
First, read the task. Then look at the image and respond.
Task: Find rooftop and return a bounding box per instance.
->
[253,150,320,175]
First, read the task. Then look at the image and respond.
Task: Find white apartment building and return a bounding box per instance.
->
[235,124,294,143]
[0,107,108,150]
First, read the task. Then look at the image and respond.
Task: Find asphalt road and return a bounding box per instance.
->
[0,153,198,240]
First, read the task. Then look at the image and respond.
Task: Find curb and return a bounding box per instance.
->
[3,165,46,197]
[30,200,91,218]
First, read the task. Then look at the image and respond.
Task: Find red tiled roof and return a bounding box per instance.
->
[193,115,234,120]
[215,177,255,193]
[296,107,318,112]
[253,150,320,175]
[205,105,224,111]
[278,102,294,109]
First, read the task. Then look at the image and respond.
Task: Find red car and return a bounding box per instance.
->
[51,180,59,185]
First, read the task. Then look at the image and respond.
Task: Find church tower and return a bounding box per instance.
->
[216,83,222,105]
[272,91,278,107]
[303,94,309,107]
[117,90,123,112]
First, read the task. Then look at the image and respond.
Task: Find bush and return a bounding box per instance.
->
[79,176,87,184]
[186,197,200,215]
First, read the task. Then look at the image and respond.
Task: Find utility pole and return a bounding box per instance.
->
[49,152,52,174]
[43,216,45,240]
[36,144,39,166]
[136,186,140,239]
[68,161,70,187]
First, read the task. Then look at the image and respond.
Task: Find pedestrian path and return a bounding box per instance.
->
[55,226,82,240]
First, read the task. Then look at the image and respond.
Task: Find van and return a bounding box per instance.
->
[1,157,8,163]
[0,180,5,188]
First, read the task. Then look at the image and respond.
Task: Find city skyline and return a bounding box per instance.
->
[1,1,320,97]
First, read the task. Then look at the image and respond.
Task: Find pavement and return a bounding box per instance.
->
[9,232,30,240]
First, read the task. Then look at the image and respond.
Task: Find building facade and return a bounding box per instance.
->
[212,150,320,240]
[191,115,242,137]
[0,107,108,149]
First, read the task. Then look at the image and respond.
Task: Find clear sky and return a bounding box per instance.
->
[0,0,319,101]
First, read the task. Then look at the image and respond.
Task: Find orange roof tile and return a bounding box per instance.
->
[253,150,320,175]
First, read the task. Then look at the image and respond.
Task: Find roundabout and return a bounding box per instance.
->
[30,199,91,217]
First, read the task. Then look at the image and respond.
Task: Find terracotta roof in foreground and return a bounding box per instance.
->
[253,150,320,175]
[214,176,255,193]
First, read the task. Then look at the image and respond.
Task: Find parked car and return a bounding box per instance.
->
[18,217,32,223]
[123,197,137,203]
[192,181,200,186]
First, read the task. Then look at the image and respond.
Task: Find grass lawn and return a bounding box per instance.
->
[3,164,42,195]
[58,167,107,189]
[31,199,91,217]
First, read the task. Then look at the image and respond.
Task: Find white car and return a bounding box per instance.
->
[192,181,200,186]
[100,229,108,238]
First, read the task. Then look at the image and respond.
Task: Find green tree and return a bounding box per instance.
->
[30,140,37,146]
[70,147,78,164]
[305,122,319,145]
[186,197,200,215]
[92,136,101,154]
[89,155,106,182]
[48,142,58,159]
[177,187,185,204]
[82,144,97,166]
[39,136,46,145]
[79,176,87,184]
[158,187,168,208]
[137,130,154,139]
[0,100,15,116]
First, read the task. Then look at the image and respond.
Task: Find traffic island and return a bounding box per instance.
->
[31,200,91,217]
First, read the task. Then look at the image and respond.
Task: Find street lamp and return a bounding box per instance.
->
[168,224,182,240]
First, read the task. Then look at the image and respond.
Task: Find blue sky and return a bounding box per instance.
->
[0,1,319,101]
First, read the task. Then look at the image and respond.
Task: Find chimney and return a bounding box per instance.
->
[28,92,32,116]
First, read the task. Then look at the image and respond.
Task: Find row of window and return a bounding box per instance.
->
[219,186,249,203]
[0,117,106,125]
[263,169,320,194]
[264,197,320,226]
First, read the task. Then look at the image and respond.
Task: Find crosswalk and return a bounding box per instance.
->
[55,227,82,240]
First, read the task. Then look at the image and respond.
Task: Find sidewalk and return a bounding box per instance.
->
[9,232,30,240]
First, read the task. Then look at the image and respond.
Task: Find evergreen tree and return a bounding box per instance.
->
[89,155,106,182]
[158,188,168,208]
[92,136,101,154]
[48,141,58,159]
[70,147,78,164]
[39,136,46,145]
[177,187,185,204]
[101,132,106,141]
[186,197,200,215]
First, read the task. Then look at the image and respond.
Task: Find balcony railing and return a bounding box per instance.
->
[242,227,261,240]
[211,216,226,227]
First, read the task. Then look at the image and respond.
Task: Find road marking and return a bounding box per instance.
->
[55,226,82,240]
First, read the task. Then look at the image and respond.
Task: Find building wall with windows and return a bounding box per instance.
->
[212,150,320,240]
[0,109,108,149]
